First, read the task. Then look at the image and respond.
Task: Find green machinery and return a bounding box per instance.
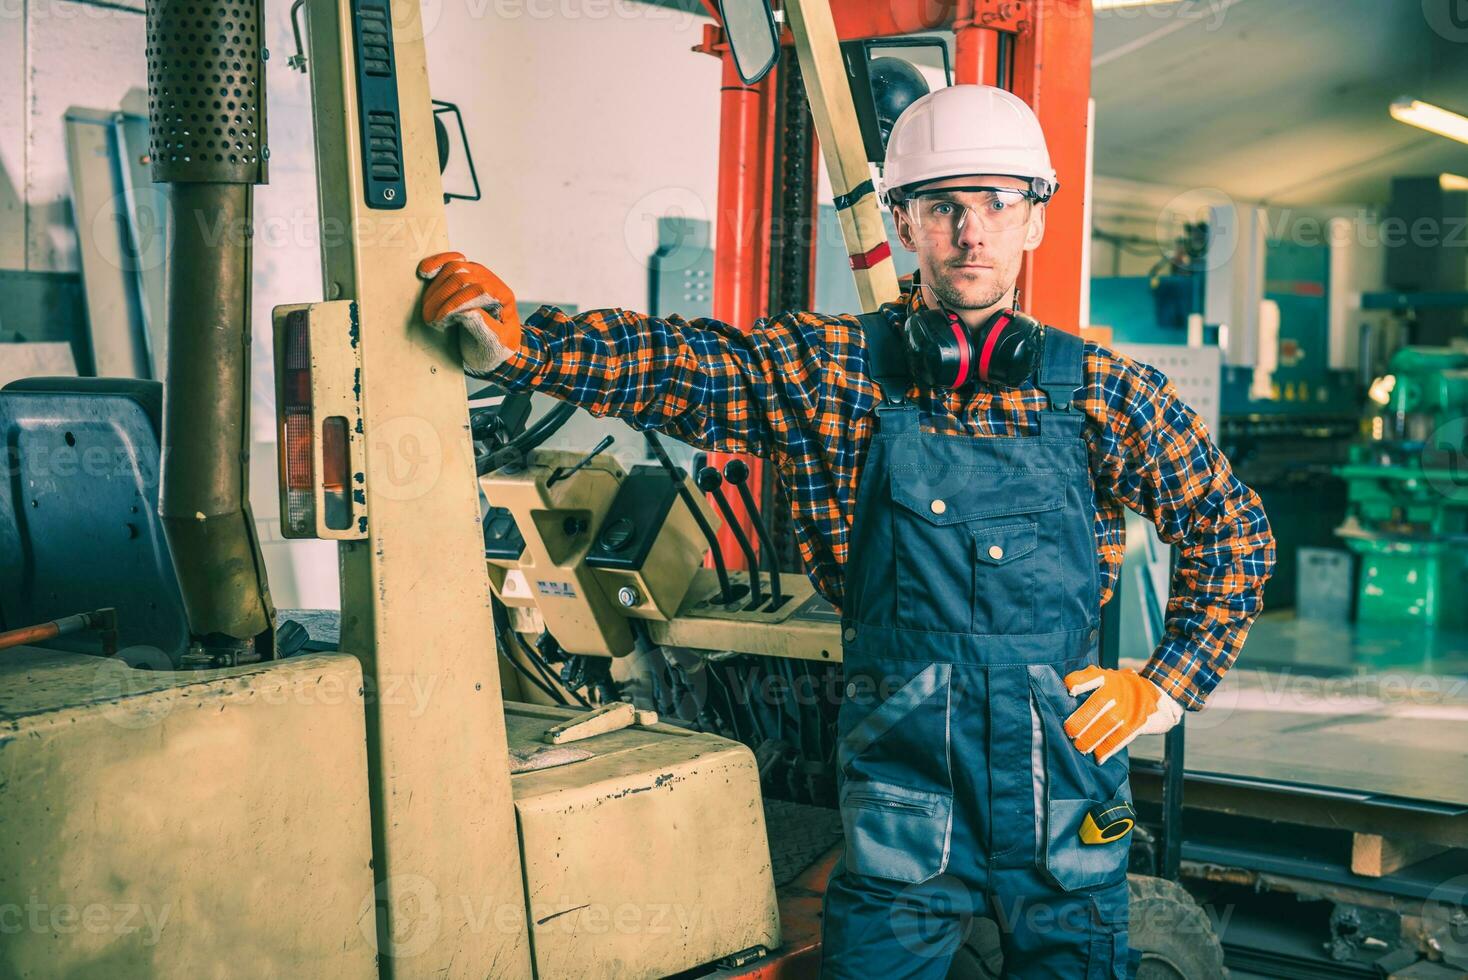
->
[1336,345,1468,628]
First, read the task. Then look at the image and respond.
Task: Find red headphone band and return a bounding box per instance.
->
[947,313,970,389]
[978,311,1010,382]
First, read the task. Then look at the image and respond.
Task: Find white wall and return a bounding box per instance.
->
[3,0,726,607]
[0,13,27,270]
[424,1,720,314]
[1,0,149,272]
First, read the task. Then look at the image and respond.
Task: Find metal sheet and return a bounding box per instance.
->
[0,269,90,372]
[63,108,150,378]
[115,112,171,378]
[0,342,76,387]
[1131,664,1468,809]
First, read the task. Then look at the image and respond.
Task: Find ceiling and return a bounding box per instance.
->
[1091,0,1468,209]
[639,0,1468,211]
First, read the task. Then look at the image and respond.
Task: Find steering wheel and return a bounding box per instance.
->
[468,384,577,475]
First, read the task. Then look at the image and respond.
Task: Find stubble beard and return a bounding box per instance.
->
[926,264,1010,313]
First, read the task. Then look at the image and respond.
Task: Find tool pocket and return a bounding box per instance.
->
[839,779,954,884]
[836,657,954,883]
[1027,663,1133,893]
[888,466,1061,634]
[1043,798,1132,893]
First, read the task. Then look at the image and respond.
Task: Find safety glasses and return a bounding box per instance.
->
[900,185,1038,236]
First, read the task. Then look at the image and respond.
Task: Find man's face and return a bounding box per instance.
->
[891,174,1047,313]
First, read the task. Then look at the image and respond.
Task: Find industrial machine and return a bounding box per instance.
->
[1336,345,1468,629]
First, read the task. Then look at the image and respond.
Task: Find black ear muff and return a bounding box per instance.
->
[902,307,1046,391]
[901,308,973,389]
[974,309,1045,388]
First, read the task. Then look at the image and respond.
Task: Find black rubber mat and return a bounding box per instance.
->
[764,798,843,888]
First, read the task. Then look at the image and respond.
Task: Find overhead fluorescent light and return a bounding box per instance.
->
[1441,173,1468,192]
[1390,98,1468,146]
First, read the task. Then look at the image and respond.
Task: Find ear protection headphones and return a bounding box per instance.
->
[902,306,1046,391]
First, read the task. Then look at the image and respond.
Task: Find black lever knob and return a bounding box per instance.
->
[722,459,784,609]
[694,466,722,493]
[697,466,764,606]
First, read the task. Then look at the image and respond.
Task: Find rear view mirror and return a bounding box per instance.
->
[842,36,952,163]
[718,0,780,84]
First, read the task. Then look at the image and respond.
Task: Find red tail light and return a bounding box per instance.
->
[281,309,316,535]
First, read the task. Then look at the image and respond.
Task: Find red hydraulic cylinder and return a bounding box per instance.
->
[1011,0,1092,333]
[705,48,777,572]
[954,1,1002,87]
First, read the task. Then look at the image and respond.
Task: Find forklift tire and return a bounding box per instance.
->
[1124,875,1228,978]
[946,875,1227,979]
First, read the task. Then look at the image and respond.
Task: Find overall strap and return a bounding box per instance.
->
[857,310,911,408]
[1036,326,1084,414]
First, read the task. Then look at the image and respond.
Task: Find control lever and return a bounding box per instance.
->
[547,434,614,487]
[645,432,736,605]
[696,467,764,608]
[722,459,785,611]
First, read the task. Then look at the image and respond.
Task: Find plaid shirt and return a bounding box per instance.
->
[486,280,1274,710]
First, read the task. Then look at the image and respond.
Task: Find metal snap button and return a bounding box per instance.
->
[930,499,947,515]
[988,544,1004,561]
[842,627,857,642]
[846,682,857,698]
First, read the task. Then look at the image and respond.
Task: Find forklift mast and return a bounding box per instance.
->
[287,0,532,972]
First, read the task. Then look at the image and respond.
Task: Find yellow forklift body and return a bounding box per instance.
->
[0,649,377,978]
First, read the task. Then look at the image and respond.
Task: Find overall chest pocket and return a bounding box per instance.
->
[889,468,1062,635]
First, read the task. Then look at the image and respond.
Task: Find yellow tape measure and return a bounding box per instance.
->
[1079,799,1136,845]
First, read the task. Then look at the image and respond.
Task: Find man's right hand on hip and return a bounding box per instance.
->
[416,251,523,374]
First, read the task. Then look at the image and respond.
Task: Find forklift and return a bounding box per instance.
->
[0,0,1213,976]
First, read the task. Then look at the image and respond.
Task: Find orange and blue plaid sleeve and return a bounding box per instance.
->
[485,304,837,463]
[1082,345,1276,710]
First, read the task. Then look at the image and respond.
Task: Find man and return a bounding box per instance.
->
[416,84,1274,977]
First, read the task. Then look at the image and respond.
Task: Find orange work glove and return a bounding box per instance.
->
[416,251,524,374]
[1062,665,1184,764]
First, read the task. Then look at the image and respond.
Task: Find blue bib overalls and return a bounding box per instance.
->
[819,316,1134,978]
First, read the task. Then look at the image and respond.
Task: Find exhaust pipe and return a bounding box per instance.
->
[145,0,274,665]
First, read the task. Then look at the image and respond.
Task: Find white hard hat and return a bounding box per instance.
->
[879,84,1058,205]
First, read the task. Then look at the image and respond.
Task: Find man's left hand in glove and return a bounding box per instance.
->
[416,251,523,375]
[1061,666,1185,764]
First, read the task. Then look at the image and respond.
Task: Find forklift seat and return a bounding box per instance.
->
[0,377,188,662]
